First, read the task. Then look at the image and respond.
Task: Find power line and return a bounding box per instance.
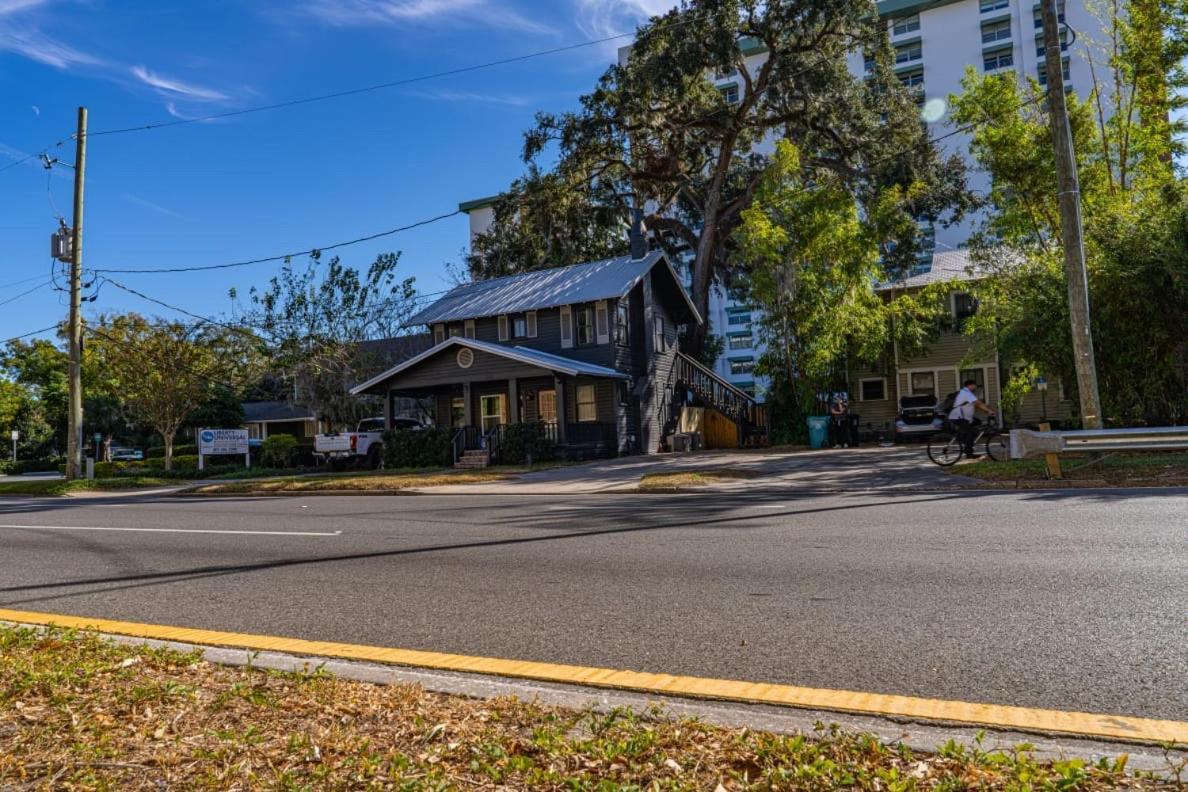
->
[92,210,462,274]
[0,281,53,309]
[85,30,665,139]
[0,273,53,292]
[0,324,61,345]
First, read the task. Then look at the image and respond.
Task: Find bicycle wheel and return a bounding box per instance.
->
[985,431,1010,462]
[927,431,963,466]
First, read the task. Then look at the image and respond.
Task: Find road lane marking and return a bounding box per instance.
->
[0,524,341,537]
[0,607,1183,746]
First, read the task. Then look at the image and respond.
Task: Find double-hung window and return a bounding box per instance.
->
[892,14,920,35]
[953,291,978,330]
[719,84,740,105]
[575,306,595,345]
[983,47,1014,72]
[979,0,1008,12]
[728,358,755,376]
[728,334,752,351]
[981,18,1011,44]
[575,384,597,422]
[895,41,922,65]
[614,301,629,345]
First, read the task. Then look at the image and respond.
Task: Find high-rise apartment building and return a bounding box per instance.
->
[461,0,1110,400]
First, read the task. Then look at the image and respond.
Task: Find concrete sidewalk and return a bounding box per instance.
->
[416,445,982,495]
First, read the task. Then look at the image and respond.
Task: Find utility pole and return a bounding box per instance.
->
[66,107,87,480]
[1040,0,1103,430]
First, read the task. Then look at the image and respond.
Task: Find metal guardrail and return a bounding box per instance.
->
[1010,426,1188,460]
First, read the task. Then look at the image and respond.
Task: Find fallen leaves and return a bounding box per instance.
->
[0,625,1175,791]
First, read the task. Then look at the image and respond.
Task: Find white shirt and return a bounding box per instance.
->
[949,387,978,422]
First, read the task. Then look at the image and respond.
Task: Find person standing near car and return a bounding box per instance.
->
[949,378,995,456]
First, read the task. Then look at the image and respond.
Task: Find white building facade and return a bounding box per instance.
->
[461,0,1108,400]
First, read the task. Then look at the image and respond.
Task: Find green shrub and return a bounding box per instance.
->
[1,458,61,475]
[146,444,198,459]
[261,434,299,468]
[94,461,118,479]
[383,427,453,469]
[500,422,556,465]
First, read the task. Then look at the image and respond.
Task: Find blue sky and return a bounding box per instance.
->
[0,0,675,343]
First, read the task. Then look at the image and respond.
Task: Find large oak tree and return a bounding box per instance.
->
[470,0,972,353]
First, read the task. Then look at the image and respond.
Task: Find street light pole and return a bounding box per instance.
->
[1040,0,1103,430]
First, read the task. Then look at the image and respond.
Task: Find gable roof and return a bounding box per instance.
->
[242,400,315,423]
[405,250,702,327]
[351,336,629,396]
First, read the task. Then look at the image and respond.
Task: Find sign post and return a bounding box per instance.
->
[10,429,17,462]
[198,428,250,471]
[1036,376,1049,424]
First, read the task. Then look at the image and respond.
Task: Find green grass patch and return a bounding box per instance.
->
[0,476,180,496]
[0,624,1175,790]
[955,451,1188,486]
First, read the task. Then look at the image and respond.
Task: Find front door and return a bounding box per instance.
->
[480,394,506,433]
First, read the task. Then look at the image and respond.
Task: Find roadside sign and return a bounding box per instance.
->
[1036,376,1049,392]
[198,428,251,470]
[10,430,17,441]
[199,428,249,455]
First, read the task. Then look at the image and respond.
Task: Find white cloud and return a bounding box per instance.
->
[303,0,556,35]
[131,65,228,101]
[0,27,101,68]
[0,0,50,16]
[572,0,676,40]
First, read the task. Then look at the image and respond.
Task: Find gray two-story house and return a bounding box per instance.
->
[352,250,756,460]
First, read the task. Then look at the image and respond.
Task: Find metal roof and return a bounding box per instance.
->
[351,337,629,396]
[876,249,984,291]
[404,250,702,327]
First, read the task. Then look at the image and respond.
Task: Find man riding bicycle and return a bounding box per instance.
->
[948,378,996,457]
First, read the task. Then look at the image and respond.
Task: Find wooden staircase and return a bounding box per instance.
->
[454,449,491,469]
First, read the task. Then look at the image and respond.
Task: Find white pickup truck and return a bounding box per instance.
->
[314,417,425,469]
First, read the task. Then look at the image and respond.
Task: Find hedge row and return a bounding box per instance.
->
[382,427,454,469]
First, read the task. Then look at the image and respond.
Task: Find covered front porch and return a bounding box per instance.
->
[352,338,632,465]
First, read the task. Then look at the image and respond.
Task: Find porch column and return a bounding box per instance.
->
[554,375,568,444]
[384,389,395,430]
[507,378,519,424]
[462,382,473,427]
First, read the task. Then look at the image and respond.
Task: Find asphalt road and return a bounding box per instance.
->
[1,487,1185,721]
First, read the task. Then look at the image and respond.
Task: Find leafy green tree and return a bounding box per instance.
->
[470,0,972,354]
[88,315,256,470]
[249,251,419,430]
[733,141,949,440]
[951,3,1188,425]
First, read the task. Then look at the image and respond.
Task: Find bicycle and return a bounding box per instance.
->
[927,420,1009,466]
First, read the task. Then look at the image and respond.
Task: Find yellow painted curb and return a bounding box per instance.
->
[2,607,1183,746]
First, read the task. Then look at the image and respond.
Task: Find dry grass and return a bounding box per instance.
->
[185,467,530,495]
[1,625,1177,790]
[638,469,762,491]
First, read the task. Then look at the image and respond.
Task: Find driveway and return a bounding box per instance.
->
[420,445,981,494]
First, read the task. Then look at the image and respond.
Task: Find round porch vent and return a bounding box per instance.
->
[456,348,474,369]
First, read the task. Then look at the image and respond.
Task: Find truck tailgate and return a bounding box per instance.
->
[315,434,353,453]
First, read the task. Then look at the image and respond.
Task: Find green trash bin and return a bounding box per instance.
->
[807,416,829,449]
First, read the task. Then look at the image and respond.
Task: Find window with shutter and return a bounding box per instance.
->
[464,319,475,339]
[595,301,610,344]
[526,311,538,338]
[559,306,573,348]
[433,324,445,345]
[498,314,509,341]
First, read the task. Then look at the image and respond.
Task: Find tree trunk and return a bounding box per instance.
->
[163,434,173,472]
